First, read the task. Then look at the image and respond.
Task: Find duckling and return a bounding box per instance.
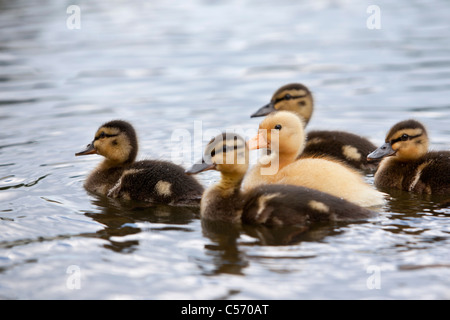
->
[186,132,375,225]
[367,119,450,195]
[243,111,385,207]
[75,120,204,205]
[251,83,378,171]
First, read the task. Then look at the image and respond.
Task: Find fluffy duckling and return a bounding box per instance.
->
[243,111,385,207]
[75,120,204,205]
[251,83,378,171]
[186,133,375,225]
[367,119,450,195]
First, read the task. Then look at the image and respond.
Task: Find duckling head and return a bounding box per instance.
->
[75,120,138,165]
[248,111,306,161]
[251,83,313,125]
[186,133,249,178]
[367,119,429,162]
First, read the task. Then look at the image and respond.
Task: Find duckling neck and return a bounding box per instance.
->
[278,151,299,169]
[98,158,130,171]
[201,172,244,223]
[84,159,129,195]
[259,151,297,172]
[217,172,244,195]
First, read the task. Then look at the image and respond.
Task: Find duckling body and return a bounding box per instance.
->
[243,111,385,207]
[368,119,450,195]
[251,83,378,171]
[242,184,375,226]
[303,130,377,171]
[76,120,204,205]
[187,133,375,225]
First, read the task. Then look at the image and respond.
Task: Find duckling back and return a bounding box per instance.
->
[302,130,378,171]
[374,151,450,194]
[242,184,375,226]
[244,156,385,207]
[108,160,204,205]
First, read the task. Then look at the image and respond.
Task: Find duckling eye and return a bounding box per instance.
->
[99,132,106,139]
[401,134,409,141]
[284,94,292,100]
[274,124,282,130]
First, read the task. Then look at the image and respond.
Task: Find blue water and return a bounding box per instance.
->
[0,0,449,299]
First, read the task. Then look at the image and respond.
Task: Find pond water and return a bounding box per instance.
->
[0,0,449,299]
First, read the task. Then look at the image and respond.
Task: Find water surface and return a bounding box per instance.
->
[0,0,449,299]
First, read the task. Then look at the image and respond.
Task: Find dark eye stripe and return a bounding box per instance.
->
[210,142,243,157]
[95,133,119,141]
[273,94,308,105]
[390,133,422,144]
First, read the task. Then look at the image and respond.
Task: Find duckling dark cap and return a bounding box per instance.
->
[185,132,246,174]
[385,119,427,141]
[101,120,136,134]
[250,83,311,118]
[273,83,311,95]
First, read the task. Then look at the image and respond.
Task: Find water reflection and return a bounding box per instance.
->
[383,188,450,215]
[242,222,344,246]
[82,186,450,278]
[201,220,247,275]
[200,218,348,276]
[84,193,199,253]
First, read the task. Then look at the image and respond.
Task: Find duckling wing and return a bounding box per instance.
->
[415,152,450,195]
[110,160,204,205]
[277,158,385,207]
[302,130,379,171]
[242,184,375,227]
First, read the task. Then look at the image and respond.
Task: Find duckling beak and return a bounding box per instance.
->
[75,142,97,156]
[185,160,215,174]
[367,142,396,161]
[250,102,275,118]
[248,132,268,150]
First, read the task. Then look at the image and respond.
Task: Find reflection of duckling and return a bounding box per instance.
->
[186,132,375,225]
[367,119,450,195]
[251,83,378,171]
[76,120,204,205]
[243,111,385,207]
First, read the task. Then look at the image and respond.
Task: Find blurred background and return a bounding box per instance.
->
[0,0,449,299]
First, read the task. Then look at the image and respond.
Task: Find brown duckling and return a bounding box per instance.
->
[75,120,204,205]
[251,83,378,171]
[367,119,450,195]
[186,132,375,225]
[243,111,385,207]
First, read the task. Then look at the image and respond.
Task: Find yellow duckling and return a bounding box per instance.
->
[251,83,378,171]
[186,133,375,225]
[75,120,204,205]
[367,119,450,195]
[243,111,385,207]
